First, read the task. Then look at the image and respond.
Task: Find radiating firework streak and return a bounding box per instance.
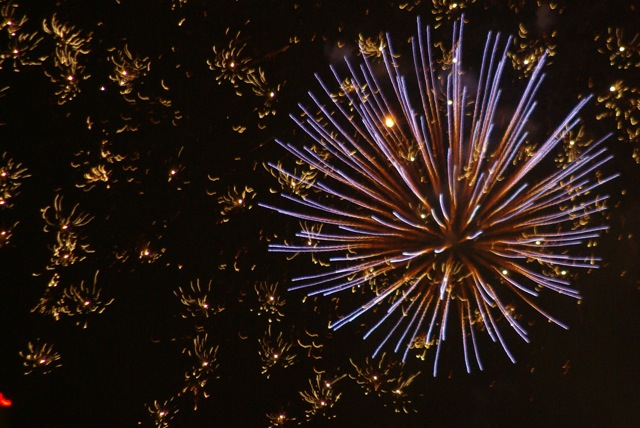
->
[261,18,617,375]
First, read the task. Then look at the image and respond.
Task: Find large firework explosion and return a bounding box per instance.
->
[263,18,617,375]
[1,1,638,425]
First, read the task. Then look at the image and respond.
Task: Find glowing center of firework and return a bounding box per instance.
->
[433,228,476,261]
[443,229,465,249]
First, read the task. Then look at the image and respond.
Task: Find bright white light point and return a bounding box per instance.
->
[535,240,541,245]
[619,46,625,52]
[12,49,18,54]
[100,86,106,91]
[420,213,426,219]
[39,358,47,364]
[67,75,74,81]
[84,301,91,306]
[274,354,279,359]
[230,62,236,68]
[561,270,567,275]
[447,99,453,105]
[502,269,508,275]
[384,116,395,127]
[524,59,530,65]
[373,375,378,380]
[609,85,616,92]
[269,296,274,301]
[269,91,275,98]
[569,140,575,146]
[170,169,176,175]
[237,198,243,204]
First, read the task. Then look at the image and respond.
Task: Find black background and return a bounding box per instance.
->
[0,0,638,427]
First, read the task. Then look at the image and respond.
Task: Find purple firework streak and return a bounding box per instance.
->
[262,18,617,375]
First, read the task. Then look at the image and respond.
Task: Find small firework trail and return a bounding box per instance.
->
[262,18,617,375]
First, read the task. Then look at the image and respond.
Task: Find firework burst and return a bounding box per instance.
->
[262,18,617,375]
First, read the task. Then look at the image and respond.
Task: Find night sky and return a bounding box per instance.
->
[0,0,639,427]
